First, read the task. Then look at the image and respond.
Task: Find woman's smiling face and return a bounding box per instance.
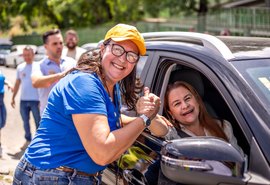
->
[100,40,139,86]
[168,86,200,126]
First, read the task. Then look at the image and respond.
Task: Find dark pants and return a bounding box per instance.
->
[0,93,6,129]
[20,101,40,141]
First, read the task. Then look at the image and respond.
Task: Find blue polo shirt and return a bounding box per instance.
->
[25,71,121,174]
[0,71,6,128]
[32,57,76,115]
[0,71,5,94]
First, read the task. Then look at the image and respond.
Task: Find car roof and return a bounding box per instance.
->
[0,38,12,45]
[81,43,98,50]
[217,36,270,58]
[142,32,270,60]
[12,44,36,48]
[11,44,37,52]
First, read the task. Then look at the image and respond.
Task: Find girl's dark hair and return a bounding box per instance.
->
[164,81,228,141]
[68,39,143,111]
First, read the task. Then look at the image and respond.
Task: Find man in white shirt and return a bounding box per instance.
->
[11,46,40,150]
[62,29,86,61]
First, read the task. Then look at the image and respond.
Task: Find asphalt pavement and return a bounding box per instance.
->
[0,66,32,184]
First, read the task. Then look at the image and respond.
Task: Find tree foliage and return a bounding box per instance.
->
[0,0,219,33]
[0,0,145,31]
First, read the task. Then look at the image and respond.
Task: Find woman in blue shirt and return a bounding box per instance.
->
[13,24,168,185]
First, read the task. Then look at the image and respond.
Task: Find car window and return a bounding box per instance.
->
[0,44,11,50]
[247,66,270,102]
[151,56,249,155]
[11,47,17,52]
[137,55,148,77]
[232,59,270,112]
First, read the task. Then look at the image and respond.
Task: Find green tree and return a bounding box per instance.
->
[103,0,143,23]
[144,0,221,32]
[163,0,209,32]
[0,0,145,31]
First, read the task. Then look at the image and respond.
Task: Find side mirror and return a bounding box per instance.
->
[160,136,246,185]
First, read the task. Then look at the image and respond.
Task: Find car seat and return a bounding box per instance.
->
[169,68,218,118]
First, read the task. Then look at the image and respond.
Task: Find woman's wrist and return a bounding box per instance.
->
[139,114,151,128]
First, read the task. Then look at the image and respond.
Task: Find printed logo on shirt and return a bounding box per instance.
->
[48,70,56,75]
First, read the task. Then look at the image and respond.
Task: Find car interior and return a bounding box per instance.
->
[117,60,251,184]
[161,64,249,157]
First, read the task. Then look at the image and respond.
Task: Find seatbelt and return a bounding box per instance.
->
[176,129,192,138]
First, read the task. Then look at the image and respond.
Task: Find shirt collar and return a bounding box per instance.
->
[180,124,210,137]
[44,57,65,65]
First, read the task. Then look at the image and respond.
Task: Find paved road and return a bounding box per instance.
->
[0,66,123,185]
[0,66,31,184]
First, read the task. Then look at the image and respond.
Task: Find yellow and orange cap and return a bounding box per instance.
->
[104,24,146,55]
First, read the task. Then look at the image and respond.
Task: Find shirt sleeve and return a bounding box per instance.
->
[222,120,244,155]
[165,127,181,140]
[16,65,20,80]
[31,61,43,76]
[61,57,77,71]
[62,73,107,116]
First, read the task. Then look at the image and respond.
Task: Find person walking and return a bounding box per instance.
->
[0,70,13,158]
[12,23,168,185]
[31,29,76,116]
[62,29,86,61]
[11,46,41,151]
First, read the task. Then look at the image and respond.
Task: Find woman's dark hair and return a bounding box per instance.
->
[68,39,143,111]
[164,81,228,141]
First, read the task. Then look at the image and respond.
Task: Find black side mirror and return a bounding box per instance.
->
[160,136,246,185]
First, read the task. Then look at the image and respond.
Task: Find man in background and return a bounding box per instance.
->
[62,29,86,61]
[11,46,40,151]
[32,29,76,116]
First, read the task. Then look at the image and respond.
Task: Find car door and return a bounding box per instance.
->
[119,49,270,185]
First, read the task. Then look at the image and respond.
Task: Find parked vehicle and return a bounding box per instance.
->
[103,33,270,185]
[0,50,10,66]
[5,44,37,68]
[34,45,46,62]
[80,42,98,51]
[0,39,12,65]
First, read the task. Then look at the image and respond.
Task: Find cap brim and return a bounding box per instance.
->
[111,37,146,56]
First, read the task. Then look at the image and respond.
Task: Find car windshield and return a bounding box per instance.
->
[0,44,11,50]
[232,59,270,113]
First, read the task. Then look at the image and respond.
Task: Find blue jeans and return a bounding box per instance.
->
[20,101,40,141]
[13,158,102,185]
[0,93,6,129]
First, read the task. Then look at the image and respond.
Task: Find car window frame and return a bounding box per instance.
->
[140,50,263,178]
[146,51,252,140]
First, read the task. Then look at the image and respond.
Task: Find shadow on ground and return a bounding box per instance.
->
[7,150,24,160]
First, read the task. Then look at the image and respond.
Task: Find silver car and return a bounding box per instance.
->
[5,44,37,68]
